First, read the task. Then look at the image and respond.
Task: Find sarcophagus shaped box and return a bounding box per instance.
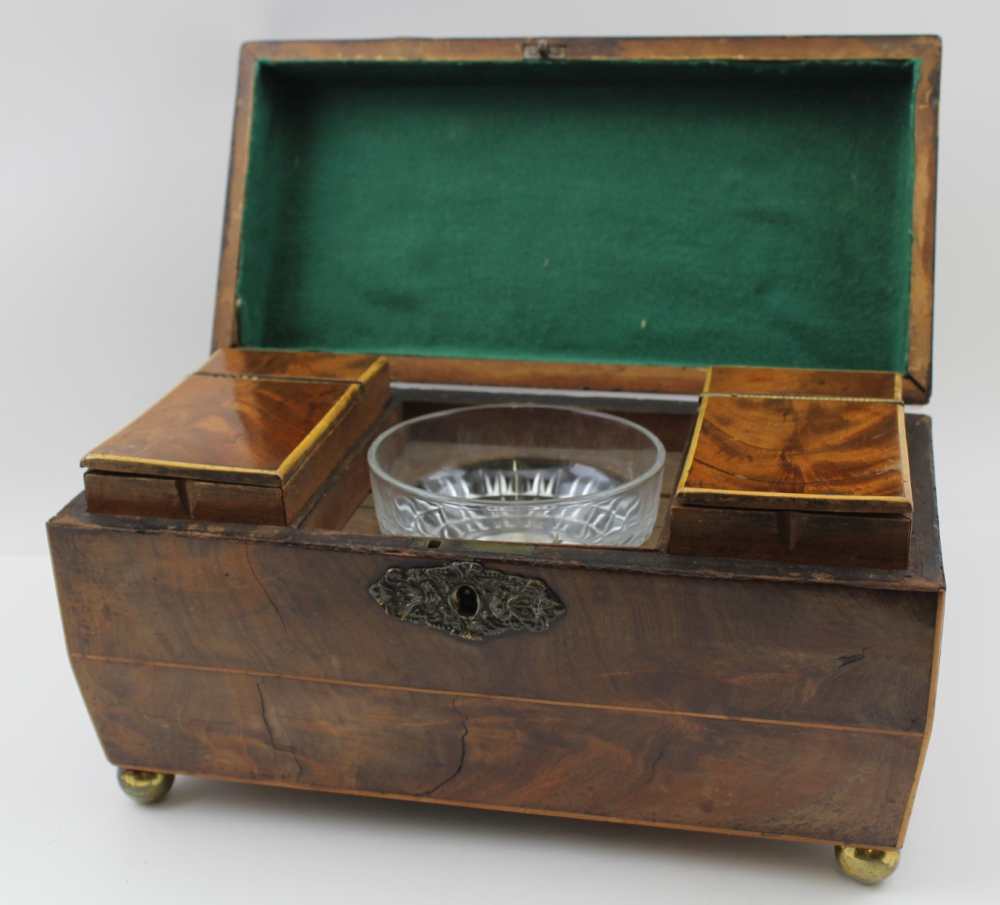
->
[48,36,943,886]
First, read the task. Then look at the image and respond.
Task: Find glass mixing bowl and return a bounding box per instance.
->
[367,404,665,546]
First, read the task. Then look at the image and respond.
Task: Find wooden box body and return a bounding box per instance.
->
[49,403,942,849]
[48,36,943,856]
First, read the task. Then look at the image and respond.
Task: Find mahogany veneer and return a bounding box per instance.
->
[669,366,913,567]
[47,36,945,881]
[82,349,390,524]
[49,411,943,852]
[705,365,902,401]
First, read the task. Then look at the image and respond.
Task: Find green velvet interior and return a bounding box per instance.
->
[238,59,918,374]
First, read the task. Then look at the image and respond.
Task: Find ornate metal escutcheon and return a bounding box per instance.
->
[368,561,565,642]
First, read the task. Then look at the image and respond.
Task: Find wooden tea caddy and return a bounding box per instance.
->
[48,37,943,886]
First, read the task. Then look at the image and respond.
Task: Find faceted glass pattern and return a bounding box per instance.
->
[368,405,665,547]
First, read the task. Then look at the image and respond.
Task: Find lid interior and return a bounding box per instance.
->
[236,57,920,377]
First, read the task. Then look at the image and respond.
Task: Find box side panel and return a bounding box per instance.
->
[75,657,920,848]
[84,472,189,520]
[706,366,900,399]
[897,588,944,847]
[281,373,389,520]
[84,472,288,525]
[667,503,912,570]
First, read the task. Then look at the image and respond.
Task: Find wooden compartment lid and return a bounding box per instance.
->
[675,366,912,516]
[213,36,940,402]
[82,349,389,524]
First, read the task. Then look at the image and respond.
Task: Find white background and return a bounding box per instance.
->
[2,1,997,902]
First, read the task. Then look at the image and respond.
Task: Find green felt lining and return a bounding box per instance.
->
[237,58,918,374]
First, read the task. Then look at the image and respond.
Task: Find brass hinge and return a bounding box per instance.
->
[522,39,567,61]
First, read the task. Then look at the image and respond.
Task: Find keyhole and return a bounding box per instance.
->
[453,585,480,618]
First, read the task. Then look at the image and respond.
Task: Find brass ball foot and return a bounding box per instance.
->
[117,768,175,805]
[834,845,900,885]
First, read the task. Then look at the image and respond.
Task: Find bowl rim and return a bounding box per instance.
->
[366,403,667,509]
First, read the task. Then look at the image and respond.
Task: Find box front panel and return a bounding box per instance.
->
[75,657,920,847]
[53,522,936,735]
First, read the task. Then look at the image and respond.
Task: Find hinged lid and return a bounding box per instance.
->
[81,350,390,524]
[675,365,912,516]
[213,36,940,402]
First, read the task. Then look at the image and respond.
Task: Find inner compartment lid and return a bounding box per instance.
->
[215,37,940,401]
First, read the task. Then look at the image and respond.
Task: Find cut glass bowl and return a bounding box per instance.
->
[367,404,665,546]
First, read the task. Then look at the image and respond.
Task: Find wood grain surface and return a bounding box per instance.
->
[54,32,946,847]
[667,502,912,570]
[60,414,945,589]
[82,352,391,524]
[388,356,708,396]
[49,414,944,847]
[76,657,921,848]
[281,386,387,519]
[83,375,357,483]
[706,366,900,400]
[296,405,403,531]
[200,347,384,383]
[678,396,911,514]
[52,510,937,733]
[83,471,287,524]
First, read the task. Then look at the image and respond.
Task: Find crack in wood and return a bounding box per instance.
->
[245,546,289,634]
[255,680,304,780]
[837,649,867,669]
[647,747,666,786]
[174,478,192,518]
[421,699,469,797]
